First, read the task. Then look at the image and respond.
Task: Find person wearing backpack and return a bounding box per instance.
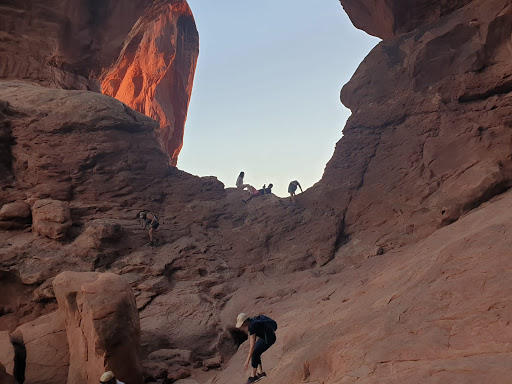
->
[236,313,277,383]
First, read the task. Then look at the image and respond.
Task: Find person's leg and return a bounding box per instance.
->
[251,339,266,375]
[148,227,154,242]
[251,337,274,377]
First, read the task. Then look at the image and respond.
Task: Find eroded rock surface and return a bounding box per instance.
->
[339,0,472,38]
[102,0,198,166]
[0,0,199,165]
[53,271,143,384]
[2,0,512,383]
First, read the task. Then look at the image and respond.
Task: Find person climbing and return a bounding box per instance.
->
[137,211,160,246]
[99,371,125,384]
[288,180,303,203]
[236,313,277,383]
[242,184,273,203]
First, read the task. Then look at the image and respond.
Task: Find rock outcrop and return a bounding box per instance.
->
[2,0,512,383]
[32,199,72,240]
[318,0,512,264]
[102,0,199,166]
[339,0,472,38]
[0,0,199,165]
[53,272,143,384]
[11,311,69,384]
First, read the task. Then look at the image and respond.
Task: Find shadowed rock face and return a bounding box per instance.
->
[339,0,473,38]
[0,0,199,165]
[0,0,156,89]
[3,0,512,383]
[317,0,512,263]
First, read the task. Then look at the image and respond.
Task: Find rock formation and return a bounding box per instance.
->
[2,0,512,383]
[102,1,199,166]
[0,0,198,165]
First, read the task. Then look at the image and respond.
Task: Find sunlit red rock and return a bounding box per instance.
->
[0,0,199,166]
[102,1,199,166]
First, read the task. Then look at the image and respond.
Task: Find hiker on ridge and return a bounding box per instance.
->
[236,171,256,196]
[137,210,160,246]
[288,180,303,203]
[236,313,278,383]
[243,184,273,203]
[99,371,125,384]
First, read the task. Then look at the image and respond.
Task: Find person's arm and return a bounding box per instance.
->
[298,182,303,193]
[243,334,256,370]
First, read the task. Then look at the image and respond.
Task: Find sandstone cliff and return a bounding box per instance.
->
[0,0,198,165]
[1,0,512,383]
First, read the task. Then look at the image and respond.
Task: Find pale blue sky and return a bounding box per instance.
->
[179,1,379,197]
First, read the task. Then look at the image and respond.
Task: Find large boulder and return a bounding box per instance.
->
[32,199,72,240]
[11,311,69,384]
[0,201,31,230]
[72,219,125,264]
[0,331,15,375]
[53,271,143,384]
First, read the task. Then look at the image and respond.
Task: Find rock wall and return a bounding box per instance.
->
[2,0,512,383]
[339,0,473,38]
[316,0,512,263]
[0,0,199,165]
[102,1,199,166]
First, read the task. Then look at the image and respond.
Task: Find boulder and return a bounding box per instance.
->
[148,349,194,366]
[53,271,143,384]
[32,199,71,240]
[203,355,222,369]
[0,202,30,220]
[0,331,15,375]
[72,219,124,262]
[11,311,69,384]
[0,201,31,230]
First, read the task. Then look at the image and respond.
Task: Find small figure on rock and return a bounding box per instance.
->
[137,211,160,246]
[236,312,278,383]
[243,184,273,204]
[100,371,125,384]
[288,180,303,203]
[237,171,256,197]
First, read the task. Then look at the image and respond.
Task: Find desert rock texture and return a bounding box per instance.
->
[0,0,198,165]
[1,0,512,383]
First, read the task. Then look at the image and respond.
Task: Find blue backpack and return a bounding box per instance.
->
[252,315,278,332]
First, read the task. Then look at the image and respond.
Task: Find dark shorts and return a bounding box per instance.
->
[151,221,159,229]
[288,184,297,194]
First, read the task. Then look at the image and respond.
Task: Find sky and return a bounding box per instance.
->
[179,0,379,197]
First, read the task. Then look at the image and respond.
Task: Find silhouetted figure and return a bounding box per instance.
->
[236,171,256,197]
[288,180,303,203]
[243,184,273,203]
[137,211,160,246]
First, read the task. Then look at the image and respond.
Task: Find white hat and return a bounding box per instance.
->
[236,313,250,328]
[100,371,115,383]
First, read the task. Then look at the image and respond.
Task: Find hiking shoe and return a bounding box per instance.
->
[257,372,267,379]
[149,241,154,246]
[246,377,258,384]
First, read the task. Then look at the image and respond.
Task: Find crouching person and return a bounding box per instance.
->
[236,313,277,383]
